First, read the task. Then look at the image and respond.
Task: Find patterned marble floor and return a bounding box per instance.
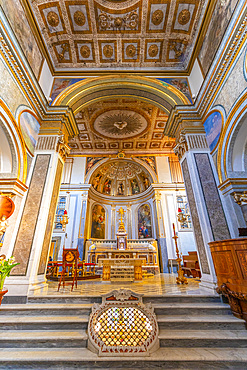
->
[30,274,217,297]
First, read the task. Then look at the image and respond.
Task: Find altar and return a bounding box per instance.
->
[85,208,160,280]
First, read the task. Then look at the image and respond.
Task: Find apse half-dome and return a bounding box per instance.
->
[90,159,152,196]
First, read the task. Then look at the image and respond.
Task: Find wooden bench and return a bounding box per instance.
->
[182,251,201,278]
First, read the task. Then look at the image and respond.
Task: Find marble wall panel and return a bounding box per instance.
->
[12,155,50,275]
[194,153,230,241]
[182,159,210,274]
[38,159,63,274]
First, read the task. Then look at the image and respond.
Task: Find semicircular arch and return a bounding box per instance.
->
[53,75,190,114]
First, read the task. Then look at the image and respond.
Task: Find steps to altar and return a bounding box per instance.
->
[1,291,247,369]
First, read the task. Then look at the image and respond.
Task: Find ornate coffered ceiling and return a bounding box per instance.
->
[68,97,175,154]
[28,0,209,71]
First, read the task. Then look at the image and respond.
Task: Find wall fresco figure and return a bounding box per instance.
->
[138,204,152,239]
[91,204,105,239]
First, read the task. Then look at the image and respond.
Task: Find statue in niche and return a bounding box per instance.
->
[117,182,124,196]
[141,173,150,189]
[131,178,140,194]
[103,179,111,195]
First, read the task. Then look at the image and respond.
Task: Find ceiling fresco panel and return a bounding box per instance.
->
[29,0,209,71]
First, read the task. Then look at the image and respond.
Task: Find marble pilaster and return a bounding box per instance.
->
[174,133,225,290]
[5,135,69,297]
[152,188,168,273]
[77,185,91,259]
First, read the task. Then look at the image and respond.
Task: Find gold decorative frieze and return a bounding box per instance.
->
[39,2,66,37]
[171,0,198,34]
[65,0,92,34]
[98,40,117,63]
[144,39,163,62]
[122,39,140,62]
[94,1,141,33]
[52,41,72,63]
[167,39,188,62]
[146,0,170,33]
[74,40,95,63]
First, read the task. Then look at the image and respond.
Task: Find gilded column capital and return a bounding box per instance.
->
[57,135,70,161]
[173,132,188,161]
[174,132,209,160]
[232,192,247,206]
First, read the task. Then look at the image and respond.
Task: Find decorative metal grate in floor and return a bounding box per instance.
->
[88,289,159,356]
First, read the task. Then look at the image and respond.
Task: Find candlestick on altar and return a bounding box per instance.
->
[172,223,188,285]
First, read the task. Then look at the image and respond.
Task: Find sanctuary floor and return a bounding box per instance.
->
[30,273,216,297]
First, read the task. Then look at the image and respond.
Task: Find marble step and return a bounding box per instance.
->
[28,296,101,304]
[27,294,220,305]
[0,315,89,330]
[0,347,247,369]
[157,314,246,330]
[159,329,247,348]
[143,295,221,304]
[0,303,92,316]
[153,302,231,316]
[0,330,88,348]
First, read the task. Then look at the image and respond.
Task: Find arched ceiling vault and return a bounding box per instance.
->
[53,75,190,154]
[54,75,190,112]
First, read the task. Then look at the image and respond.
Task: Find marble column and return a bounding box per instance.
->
[6,135,70,299]
[152,186,168,273]
[174,132,231,290]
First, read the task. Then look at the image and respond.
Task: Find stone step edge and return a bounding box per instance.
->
[0,303,229,310]
[0,315,241,323]
[0,347,247,362]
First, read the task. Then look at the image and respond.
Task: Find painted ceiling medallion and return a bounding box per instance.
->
[80,45,90,58]
[103,44,113,58]
[47,11,59,27]
[126,44,136,58]
[178,9,191,25]
[74,10,86,26]
[151,9,164,26]
[148,44,158,57]
[93,110,148,139]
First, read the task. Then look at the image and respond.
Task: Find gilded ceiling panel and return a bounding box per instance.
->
[29,0,209,71]
[68,97,175,154]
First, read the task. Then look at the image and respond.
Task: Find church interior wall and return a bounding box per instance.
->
[187,58,204,98]
[53,155,197,272]
[38,59,54,100]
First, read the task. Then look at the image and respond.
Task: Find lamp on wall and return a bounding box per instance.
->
[61,210,69,231]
